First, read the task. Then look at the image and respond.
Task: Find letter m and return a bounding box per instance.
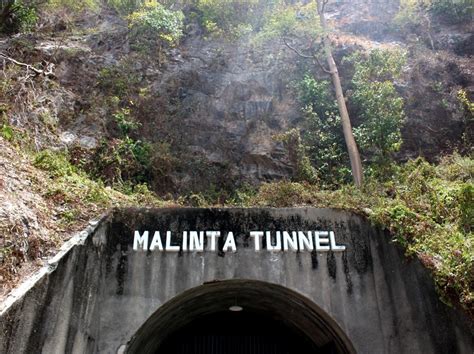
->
[133,231,149,251]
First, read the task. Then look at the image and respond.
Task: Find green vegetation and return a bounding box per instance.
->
[0,0,38,34]
[227,154,473,315]
[106,0,144,14]
[283,48,406,185]
[195,0,258,38]
[430,0,472,23]
[128,2,184,46]
[346,49,407,170]
[274,128,317,184]
[89,137,152,185]
[33,149,164,218]
[297,76,350,186]
[97,64,141,97]
[258,1,321,40]
[47,0,98,12]
[396,0,472,25]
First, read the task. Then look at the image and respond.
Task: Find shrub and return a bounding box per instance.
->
[274,128,317,184]
[33,150,76,177]
[106,0,143,14]
[252,181,316,207]
[113,108,140,136]
[345,49,407,170]
[430,0,472,23]
[257,1,321,41]
[196,0,256,37]
[395,0,472,26]
[128,2,184,46]
[88,137,153,186]
[97,64,141,97]
[47,0,98,12]
[0,0,38,34]
[297,76,350,186]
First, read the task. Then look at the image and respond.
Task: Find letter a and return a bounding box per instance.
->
[223,232,237,253]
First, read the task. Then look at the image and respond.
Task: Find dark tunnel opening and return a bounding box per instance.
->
[157,310,335,354]
[126,280,355,354]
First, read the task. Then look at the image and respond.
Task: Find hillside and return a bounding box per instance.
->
[0,0,472,317]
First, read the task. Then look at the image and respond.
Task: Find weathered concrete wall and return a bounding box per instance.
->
[0,208,472,354]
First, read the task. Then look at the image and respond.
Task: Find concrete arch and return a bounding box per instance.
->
[126,279,356,353]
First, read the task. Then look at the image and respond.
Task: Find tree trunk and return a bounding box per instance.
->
[317,0,363,187]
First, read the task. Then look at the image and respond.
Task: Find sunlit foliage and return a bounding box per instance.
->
[128,1,184,45]
[257,1,322,42]
[345,49,407,170]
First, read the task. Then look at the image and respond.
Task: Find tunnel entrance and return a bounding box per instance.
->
[126,280,354,354]
[158,311,328,354]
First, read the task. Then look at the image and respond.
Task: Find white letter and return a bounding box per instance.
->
[330,231,346,251]
[182,231,188,251]
[266,231,281,251]
[223,232,237,253]
[165,231,180,252]
[133,231,148,251]
[315,231,330,251]
[190,231,204,251]
[206,231,220,251]
[250,231,264,251]
[298,231,313,251]
[283,231,298,251]
[149,231,163,251]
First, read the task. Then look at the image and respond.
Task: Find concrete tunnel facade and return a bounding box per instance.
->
[0,208,472,353]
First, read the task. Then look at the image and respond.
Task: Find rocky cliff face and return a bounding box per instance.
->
[1,3,472,195]
[136,32,301,190]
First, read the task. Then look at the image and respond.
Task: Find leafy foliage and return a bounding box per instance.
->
[195,0,258,37]
[113,108,140,136]
[97,65,141,97]
[0,0,38,34]
[258,1,321,40]
[128,1,184,46]
[396,0,472,25]
[345,49,407,169]
[430,0,472,23]
[106,0,143,14]
[297,75,350,186]
[48,0,100,12]
[456,89,474,153]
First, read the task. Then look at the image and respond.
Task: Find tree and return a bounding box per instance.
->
[260,0,363,187]
[0,0,39,34]
[316,0,363,187]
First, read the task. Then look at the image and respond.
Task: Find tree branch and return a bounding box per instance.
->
[313,55,333,74]
[282,37,313,59]
[0,52,54,76]
[282,37,332,74]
